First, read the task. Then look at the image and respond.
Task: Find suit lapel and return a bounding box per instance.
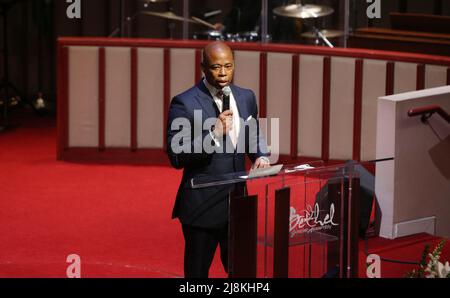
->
[195,81,219,118]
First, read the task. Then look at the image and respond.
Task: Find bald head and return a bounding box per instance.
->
[201,41,235,89]
[202,41,234,66]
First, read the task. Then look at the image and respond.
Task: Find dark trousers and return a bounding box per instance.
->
[181,223,229,278]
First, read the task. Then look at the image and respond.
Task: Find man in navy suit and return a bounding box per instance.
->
[166,41,270,278]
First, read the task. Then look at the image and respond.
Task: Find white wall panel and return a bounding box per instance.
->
[298,55,323,158]
[233,51,260,106]
[267,53,292,156]
[361,59,387,161]
[170,49,195,100]
[68,46,99,147]
[394,62,416,94]
[329,57,355,160]
[425,65,447,89]
[137,48,164,148]
[105,47,131,147]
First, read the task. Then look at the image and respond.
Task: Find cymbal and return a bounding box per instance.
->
[301,29,344,39]
[141,11,198,23]
[273,4,334,19]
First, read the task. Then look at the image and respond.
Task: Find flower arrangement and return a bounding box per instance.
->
[406,239,450,278]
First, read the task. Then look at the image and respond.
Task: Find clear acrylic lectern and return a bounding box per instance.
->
[191,161,361,278]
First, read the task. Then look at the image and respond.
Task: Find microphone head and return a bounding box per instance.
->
[222,86,231,97]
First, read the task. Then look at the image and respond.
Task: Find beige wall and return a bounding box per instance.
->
[64,44,450,163]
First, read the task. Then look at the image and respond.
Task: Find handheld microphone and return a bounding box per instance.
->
[222,86,231,111]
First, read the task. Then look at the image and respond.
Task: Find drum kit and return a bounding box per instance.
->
[134,1,343,47]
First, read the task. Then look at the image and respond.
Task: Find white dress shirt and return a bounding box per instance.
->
[202,79,270,166]
[203,78,240,148]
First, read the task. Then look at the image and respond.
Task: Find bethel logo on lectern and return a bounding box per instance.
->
[289,203,339,237]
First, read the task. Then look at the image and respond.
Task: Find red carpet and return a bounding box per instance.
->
[0,108,448,278]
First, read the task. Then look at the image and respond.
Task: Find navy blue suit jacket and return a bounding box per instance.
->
[166,80,267,227]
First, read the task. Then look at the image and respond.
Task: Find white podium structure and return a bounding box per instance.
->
[376,86,450,239]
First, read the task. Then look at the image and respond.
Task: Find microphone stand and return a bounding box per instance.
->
[312,26,334,48]
[302,22,335,48]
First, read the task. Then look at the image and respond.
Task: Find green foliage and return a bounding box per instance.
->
[406,239,449,278]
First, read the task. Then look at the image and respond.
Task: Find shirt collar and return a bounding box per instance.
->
[203,78,226,98]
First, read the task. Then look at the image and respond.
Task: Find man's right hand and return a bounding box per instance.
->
[213,110,233,137]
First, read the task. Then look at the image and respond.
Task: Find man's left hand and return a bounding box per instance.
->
[253,157,270,169]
